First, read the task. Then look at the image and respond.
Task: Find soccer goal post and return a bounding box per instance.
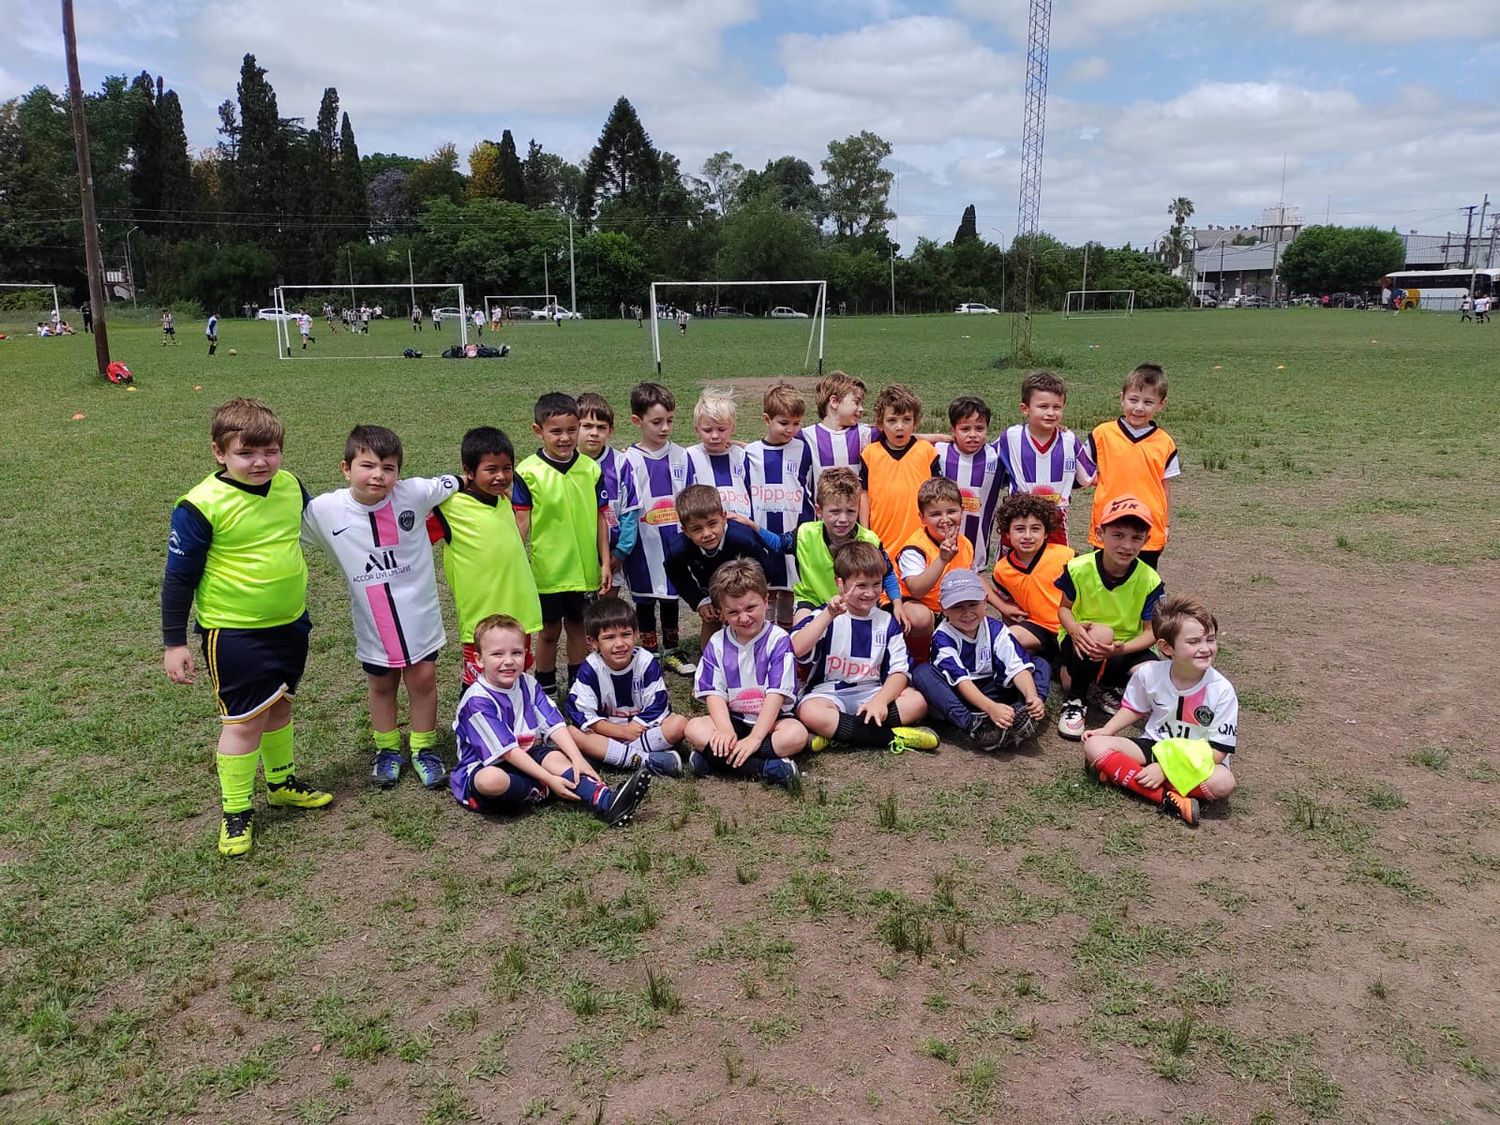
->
[0,282,61,322]
[648,280,827,376]
[273,283,467,359]
[1063,290,1135,318]
[484,294,557,321]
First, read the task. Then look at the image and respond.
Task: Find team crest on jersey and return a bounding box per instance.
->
[1193,704,1215,726]
[399,510,416,531]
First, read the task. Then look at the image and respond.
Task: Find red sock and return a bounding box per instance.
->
[1095,750,1164,804]
[1188,782,1215,801]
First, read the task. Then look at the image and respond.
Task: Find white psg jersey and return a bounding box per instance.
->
[302,475,459,666]
[1122,662,1239,752]
[994,425,1091,513]
[622,442,689,599]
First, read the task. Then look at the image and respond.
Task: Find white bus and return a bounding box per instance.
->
[1381,268,1499,311]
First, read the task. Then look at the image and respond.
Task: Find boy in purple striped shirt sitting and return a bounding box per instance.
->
[683,559,807,785]
[792,541,938,754]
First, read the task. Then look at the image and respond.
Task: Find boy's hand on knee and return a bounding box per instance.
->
[543,772,582,801]
[855,699,885,725]
[163,646,195,684]
[728,737,761,767]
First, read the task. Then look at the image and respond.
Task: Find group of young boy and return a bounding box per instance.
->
[163,362,1239,858]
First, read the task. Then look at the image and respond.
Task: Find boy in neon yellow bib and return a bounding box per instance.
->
[161,398,331,857]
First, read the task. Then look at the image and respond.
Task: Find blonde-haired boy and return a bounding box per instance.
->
[685,387,751,520]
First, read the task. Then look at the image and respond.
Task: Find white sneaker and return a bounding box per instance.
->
[1057,700,1086,741]
[664,654,697,677]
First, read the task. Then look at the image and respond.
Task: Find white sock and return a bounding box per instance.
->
[633,726,672,755]
[603,739,635,766]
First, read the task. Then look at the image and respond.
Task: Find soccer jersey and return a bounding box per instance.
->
[302,475,460,667]
[685,444,752,521]
[932,440,1008,569]
[205,315,218,337]
[428,488,543,641]
[861,437,938,556]
[991,543,1074,634]
[1122,661,1239,754]
[1083,420,1179,553]
[804,422,879,485]
[450,673,565,803]
[622,442,689,598]
[931,617,1034,688]
[513,450,607,594]
[1054,553,1164,645]
[595,447,641,590]
[297,313,311,336]
[896,528,976,613]
[694,620,798,719]
[798,606,909,711]
[565,649,670,730]
[995,425,1090,524]
[664,521,770,610]
[745,438,814,589]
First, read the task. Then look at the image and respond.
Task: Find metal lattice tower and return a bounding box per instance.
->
[1010,0,1052,365]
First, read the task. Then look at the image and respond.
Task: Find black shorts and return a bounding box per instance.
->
[1133,736,1156,762]
[539,590,591,625]
[1011,620,1061,662]
[199,614,311,724]
[362,648,440,677]
[206,333,218,343]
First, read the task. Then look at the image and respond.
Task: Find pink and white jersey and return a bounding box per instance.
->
[302,475,460,667]
[995,425,1092,514]
[932,440,1009,569]
[622,442,688,599]
[1121,662,1239,753]
[685,444,752,520]
[745,438,814,589]
[804,422,879,486]
[695,620,798,719]
[796,606,908,712]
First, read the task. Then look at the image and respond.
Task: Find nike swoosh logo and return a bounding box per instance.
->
[332,527,349,536]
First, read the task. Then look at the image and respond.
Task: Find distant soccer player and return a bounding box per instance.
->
[205,310,219,357]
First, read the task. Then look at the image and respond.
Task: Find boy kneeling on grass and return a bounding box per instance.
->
[794,541,938,755]
[452,614,651,827]
[1082,594,1238,827]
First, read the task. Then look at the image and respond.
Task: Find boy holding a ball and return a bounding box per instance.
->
[1053,495,1164,741]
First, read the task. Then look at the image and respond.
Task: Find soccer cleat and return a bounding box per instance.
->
[1158,788,1200,827]
[1057,700,1087,741]
[688,750,713,778]
[1094,685,1124,716]
[599,766,652,827]
[761,757,800,787]
[1009,710,1041,745]
[644,749,684,778]
[809,734,832,753]
[218,809,254,856]
[411,750,449,790]
[967,715,1006,752]
[370,749,403,789]
[663,653,697,677]
[266,776,333,809]
[888,726,940,755]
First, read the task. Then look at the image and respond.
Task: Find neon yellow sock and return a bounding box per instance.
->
[259,723,295,786]
[409,729,436,754]
[217,750,259,813]
[373,728,401,752]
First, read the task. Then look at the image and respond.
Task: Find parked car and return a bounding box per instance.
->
[714,305,751,318]
[954,302,1000,315]
[1193,293,1218,308]
[504,306,534,320]
[434,307,463,318]
[255,306,297,320]
[535,307,583,320]
[1241,295,1271,308]
[768,306,809,319]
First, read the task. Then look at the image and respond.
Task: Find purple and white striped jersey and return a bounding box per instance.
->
[931,440,1009,570]
[797,606,909,711]
[745,438,814,590]
[622,442,688,599]
[695,620,798,719]
[597,447,641,589]
[804,422,880,486]
[931,616,1033,689]
[450,673,565,802]
[565,648,670,730]
[685,444,752,520]
[994,425,1091,516]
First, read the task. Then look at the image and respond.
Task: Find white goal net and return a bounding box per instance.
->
[273,283,468,358]
[648,280,828,375]
[1064,290,1135,318]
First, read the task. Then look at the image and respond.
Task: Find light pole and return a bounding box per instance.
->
[125,225,140,308]
[990,228,1007,312]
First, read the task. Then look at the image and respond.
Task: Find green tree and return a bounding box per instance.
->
[231,54,288,219]
[1165,195,1195,270]
[719,192,819,290]
[695,151,745,216]
[1279,225,1404,295]
[953,204,978,245]
[739,155,823,218]
[578,97,662,220]
[337,111,368,236]
[522,139,581,212]
[128,72,162,220]
[406,143,465,207]
[821,131,894,239]
[157,90,196,238]
[496,130,526,204]
[467,140,503,201]
[574,230,651,311]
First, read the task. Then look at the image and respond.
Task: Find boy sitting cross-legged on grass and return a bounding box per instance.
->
[684,559,807,786]
[427,426,544,688]
[161,398,331,858]
[1054,495,1165,741]
[987,492,1074,697]
[913,571,1046,752]
[1082,595,1238,827]
[895,476,974,655]
[452,614,651,826]
[565,598,687,778]
[301,424,459,790]
[794,542,938,755]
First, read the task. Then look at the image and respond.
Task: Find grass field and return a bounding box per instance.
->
[2,307,1498,1124]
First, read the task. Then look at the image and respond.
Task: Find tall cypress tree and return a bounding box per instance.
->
[954,203,978,245]
[338,112,368,237]
[497,129,526,203]
[233,54,287,220]
[128,71,162,220]
[157,89,196,238]
[578,97,662,221]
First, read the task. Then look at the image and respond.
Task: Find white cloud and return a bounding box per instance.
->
[1275,0,1500,44]
[1066,56,1111,83]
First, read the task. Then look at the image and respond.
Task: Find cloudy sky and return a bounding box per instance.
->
[6,0,1500,249]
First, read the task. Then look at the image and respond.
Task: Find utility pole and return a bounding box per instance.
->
[1468,194,1489,299]
[568,216,577,316]
[1462,204,1477,267]
[62,0,110,376]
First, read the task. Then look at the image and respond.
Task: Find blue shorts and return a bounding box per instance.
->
[199,614,311,723]
[459,743,554,813]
